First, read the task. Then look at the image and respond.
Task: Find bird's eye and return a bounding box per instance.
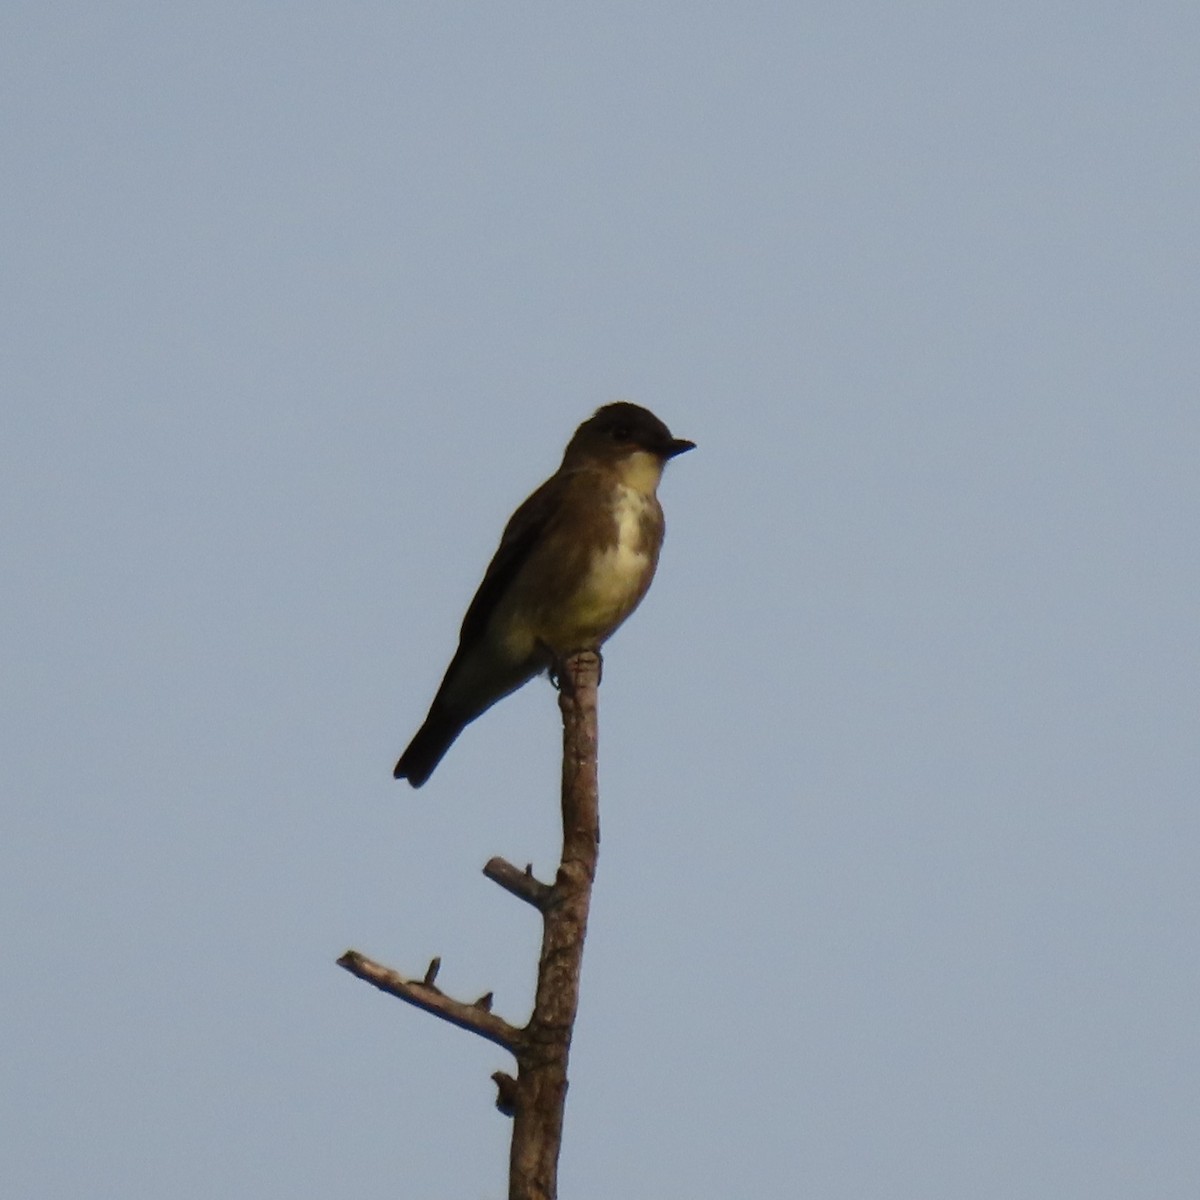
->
[610,424,632,441]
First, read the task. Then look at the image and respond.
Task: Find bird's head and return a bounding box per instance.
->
[563,402,695,479]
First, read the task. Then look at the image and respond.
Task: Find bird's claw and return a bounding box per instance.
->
[545,646,603,693]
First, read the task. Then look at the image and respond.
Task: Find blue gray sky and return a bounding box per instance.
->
[3,5,1198,1197]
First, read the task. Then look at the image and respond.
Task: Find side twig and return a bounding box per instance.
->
[335,949,520,1053]
[483,857,553,910]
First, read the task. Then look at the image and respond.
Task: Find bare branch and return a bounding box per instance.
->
[483,856,553,910]
[336,949,520,1053]
[338,648,603,1199]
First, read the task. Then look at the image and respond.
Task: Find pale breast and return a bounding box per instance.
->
[570,484,660,635]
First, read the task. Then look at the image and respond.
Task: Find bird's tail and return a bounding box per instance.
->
[393,703,465,787]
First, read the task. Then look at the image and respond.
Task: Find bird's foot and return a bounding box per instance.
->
[546,646,603,693]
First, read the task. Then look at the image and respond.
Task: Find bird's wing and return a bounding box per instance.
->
[455,472,564,652]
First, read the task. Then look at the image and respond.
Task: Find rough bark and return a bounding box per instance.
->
[506,648,600,1199]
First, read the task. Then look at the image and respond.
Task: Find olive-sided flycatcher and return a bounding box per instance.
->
[393,401,694,786]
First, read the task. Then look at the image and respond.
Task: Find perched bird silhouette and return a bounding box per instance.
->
[394,402,694,786]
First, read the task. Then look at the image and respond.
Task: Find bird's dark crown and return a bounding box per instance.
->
[565,402,694,463]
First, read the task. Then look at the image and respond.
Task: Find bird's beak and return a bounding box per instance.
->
[663,437,696,459]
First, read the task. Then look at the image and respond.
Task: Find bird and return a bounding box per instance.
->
[393,401,694,786]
